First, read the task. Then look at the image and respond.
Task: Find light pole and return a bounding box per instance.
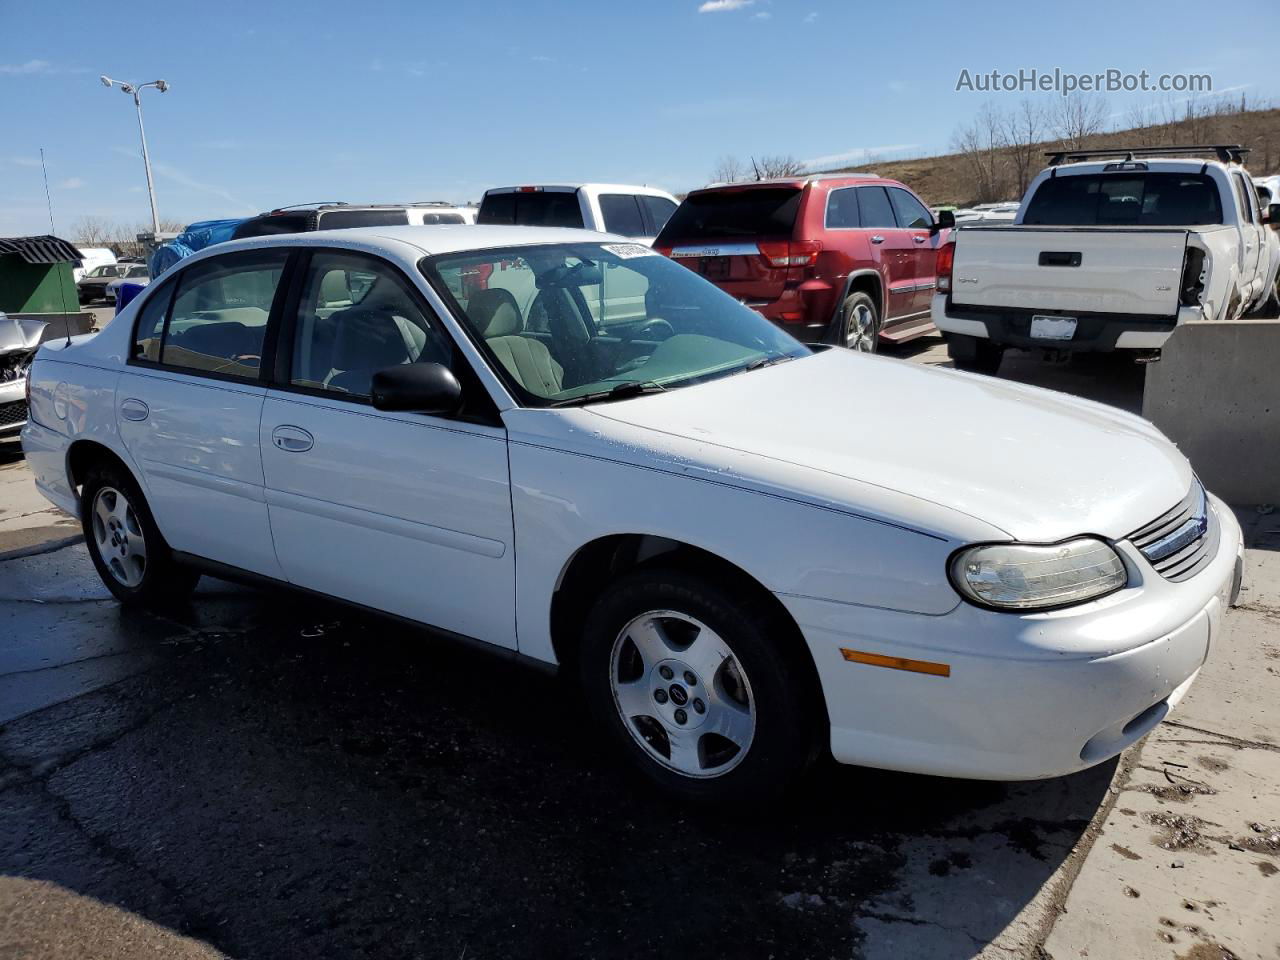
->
[100,76,169,235]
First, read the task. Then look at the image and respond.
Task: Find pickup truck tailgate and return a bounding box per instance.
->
[951,227,1188,316]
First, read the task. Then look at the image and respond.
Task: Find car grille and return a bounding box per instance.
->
[0,399,28,429]
[1127,481,1218,582]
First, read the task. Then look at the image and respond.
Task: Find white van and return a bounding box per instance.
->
[73,247,117,284]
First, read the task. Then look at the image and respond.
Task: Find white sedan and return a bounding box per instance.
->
[21,226,1244,801]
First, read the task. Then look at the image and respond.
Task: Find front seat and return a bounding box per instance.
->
[468,288,563,395]
[325,305,416,395]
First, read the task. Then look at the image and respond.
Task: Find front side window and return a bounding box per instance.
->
[289,252,451,399]
[600,194,646,237]
[156,250,288,379]
[423,242,810,406]
[856,187,897,228]
[889,188,933,229]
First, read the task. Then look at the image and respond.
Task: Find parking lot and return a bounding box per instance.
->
[2,339,1276,960]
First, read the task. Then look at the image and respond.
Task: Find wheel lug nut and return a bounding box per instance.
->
[683,671,697,686]
[673,708,687,725]
[658,665,673,680]
[654,689,668,704]
[693,698,705,714]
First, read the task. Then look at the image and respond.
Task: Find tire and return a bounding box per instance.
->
[81,461,201,605]
[831,292,880,352]
[579,566,820,804]
[945,332,1005,375]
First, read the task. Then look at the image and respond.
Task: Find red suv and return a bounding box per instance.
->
[654,175,952,350]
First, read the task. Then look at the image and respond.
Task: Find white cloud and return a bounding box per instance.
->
[0,59,51,75]
[152,162,259,215]
[803,11,818,22]
[698,0,754,12]
[802,143,921,170]
[9,156,41,167]
[752,10,772,18]
[57,177,85,189]
[531,55,555,63]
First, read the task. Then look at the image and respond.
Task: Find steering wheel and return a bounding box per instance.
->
[620,318,675,343]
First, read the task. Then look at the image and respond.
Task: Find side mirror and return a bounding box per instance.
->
[370,362,462,415]
[931,209,956,234]
[1266,203,1280,225]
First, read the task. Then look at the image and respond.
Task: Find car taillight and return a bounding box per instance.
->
[936,241,955,293]
[758,240,821,268]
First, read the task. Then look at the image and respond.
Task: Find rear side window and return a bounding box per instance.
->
[826,188,861,228]
[232,214,313,239]
[889,188,933,229]
[639,195,677,235]
[419,212,466,224]
[477,191,585,228]
[656,188,802,241]
[600,194,646,236]
[856,186,897,228]
[1023,173,1224,226]
[153,251,289,380]
[317,209,410,229]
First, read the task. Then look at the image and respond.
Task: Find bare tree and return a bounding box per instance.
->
[1001,99,1048,197]
[1052,94,1109,151]
[710,155,747,184]
[951,102,1009,203]
[70,215,115,246]
[1124,102,1160,145]
[754,154,805,178]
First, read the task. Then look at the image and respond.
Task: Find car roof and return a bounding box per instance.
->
[1050,158,1238,176]
[483,183,675,197]
[690,174,889,195]
[219,224,620,258]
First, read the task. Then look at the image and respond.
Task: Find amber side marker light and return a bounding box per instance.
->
[840,648,951,678]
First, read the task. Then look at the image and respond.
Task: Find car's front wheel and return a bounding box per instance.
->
[81,463,201,604]
[580,567,819,803]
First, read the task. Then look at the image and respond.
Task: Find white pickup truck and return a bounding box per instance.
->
[932,145,1280,373]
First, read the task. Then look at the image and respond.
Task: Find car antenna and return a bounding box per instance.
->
[40,147,73,348]
[750,156,762,181]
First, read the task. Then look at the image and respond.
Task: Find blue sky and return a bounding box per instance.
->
[1,0,1273,236]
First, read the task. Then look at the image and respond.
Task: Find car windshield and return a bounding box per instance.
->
[422,242,810,406]
[87,265,123,278]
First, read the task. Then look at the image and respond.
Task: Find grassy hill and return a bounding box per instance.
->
[825,107,1280,208]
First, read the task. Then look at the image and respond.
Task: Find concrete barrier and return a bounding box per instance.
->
[1143,318,1280,505]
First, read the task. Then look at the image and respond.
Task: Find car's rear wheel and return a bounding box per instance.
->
[81,463,200,604]
[945,332,1005,375]
[834,292,880,352]
[580,567,819,804]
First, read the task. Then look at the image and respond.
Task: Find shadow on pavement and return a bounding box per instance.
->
[0,568,1115,959]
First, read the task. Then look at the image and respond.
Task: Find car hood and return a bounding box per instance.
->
[585,349,1190,542]
[0,315,47,354]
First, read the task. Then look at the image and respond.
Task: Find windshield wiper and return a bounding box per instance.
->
[547,380,667,408]
[741,352,797,372]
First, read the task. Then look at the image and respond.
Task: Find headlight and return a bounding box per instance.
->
[949,537,1127,610]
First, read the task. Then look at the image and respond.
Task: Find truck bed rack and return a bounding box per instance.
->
[1045,144,1249,166]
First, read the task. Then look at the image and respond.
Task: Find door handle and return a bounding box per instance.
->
[271,425,314,453]
[120,398,149,422]
[913,235,927,243]
[870,235,885,244]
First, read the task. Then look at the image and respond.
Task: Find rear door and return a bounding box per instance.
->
[888,186,940,313]
[856,185,915,319]
[117,248,292,578]
[655,185,803,306]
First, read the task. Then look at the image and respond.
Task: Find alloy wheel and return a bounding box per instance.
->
[846,303,877,352]
[91,486,147,587]
[608,610,756,778]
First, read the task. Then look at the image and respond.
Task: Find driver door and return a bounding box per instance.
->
[260,250,516,648]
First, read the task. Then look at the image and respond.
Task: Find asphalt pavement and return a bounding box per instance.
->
[1,334,1276,959]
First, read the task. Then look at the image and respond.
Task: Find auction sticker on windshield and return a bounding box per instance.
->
[601,243,658,259]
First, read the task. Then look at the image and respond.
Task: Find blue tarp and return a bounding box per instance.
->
[149,218,247,278]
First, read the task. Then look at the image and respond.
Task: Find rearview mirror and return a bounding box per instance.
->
[932,209,956,234]
[370,362,462,415]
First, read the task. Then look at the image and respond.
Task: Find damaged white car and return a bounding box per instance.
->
[0,313,46,440]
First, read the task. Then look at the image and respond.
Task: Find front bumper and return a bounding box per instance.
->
[781,494,1244,780]
[0,379,26,438]
[932,293,1201,352]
